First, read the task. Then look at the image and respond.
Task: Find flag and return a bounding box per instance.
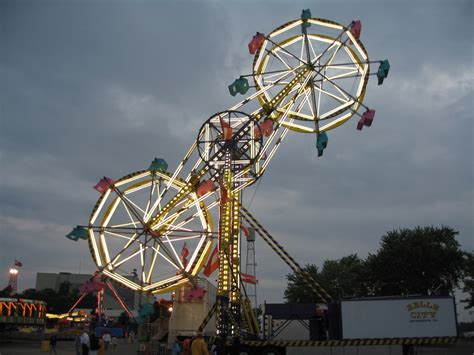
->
[219,115,233,140]
[186,286,206,302]
[196,180,214,197]
[181,243,189,260]
[14,260,22,267]
[203,246,219,277]
[241,273,257,284]
[240,224,249,237]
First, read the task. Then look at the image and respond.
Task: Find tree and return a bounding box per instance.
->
[19,288,41,300]
[366,226,465,296]
[319,254,369,299]
[284,264,322,303]
[15,282,99,314]
[284,256,370,303]
[0,285,13,297]
[461,251,474,309]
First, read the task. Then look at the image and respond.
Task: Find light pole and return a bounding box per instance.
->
[8,268,19,294]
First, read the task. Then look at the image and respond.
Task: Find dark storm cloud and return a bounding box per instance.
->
[1,0,472,319]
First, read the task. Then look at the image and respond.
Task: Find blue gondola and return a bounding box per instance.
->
[301,9,311,29]
[65,226,88,241]
[316,132,328,157]
[228,76,249,96]
[149,158,168,172]
[377,60,390,85]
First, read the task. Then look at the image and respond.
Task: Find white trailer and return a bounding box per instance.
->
[340,296,458,339]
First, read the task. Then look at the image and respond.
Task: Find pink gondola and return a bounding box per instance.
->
[248,32,265,55]
[93,177,115,194]
[350,20,362,39]
[357,109,375,130]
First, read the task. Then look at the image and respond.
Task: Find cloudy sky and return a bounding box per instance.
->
[1,0,472,320]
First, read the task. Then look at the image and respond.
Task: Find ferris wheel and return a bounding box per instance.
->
[85,166,214,294]
[196,110,263,187]
[68,11,389,308]
[252,17,371,133]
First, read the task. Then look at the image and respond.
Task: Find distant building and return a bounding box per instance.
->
[35,272,148,315]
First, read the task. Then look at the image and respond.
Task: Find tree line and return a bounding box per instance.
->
[0,281,96,314]
[284,226,473,309]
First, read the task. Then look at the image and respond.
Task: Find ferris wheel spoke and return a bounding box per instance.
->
[258,95,299,169]
[266,36,307,67]
[121,194,147,217]
[144,178,182,223]
[152,244,182,272]
[261,113,305,173]
[327,80,350,102]
[163,200,218,238]
[139,243,146,283]
[255,64,302,93]
[119,200,140,230]
[108,222,140,229]
[111,247,143,269]
[164,234,206,242]
[262,69,294,83]
[146,241,160,284]
[144,168,191,224]
[325,41,342,67]
[105,228,147,270]
[271,50,294,73]
[103,229,137,242]
[301,87,315,118]
[163,233,185,269]
[326,64,358,71]
[317,77,323,118]
[143,177,158,219]
[112,235,183,276]
[307,36,319,63]
[151,198,199,232]
[324,70,361,81]
[313,83,349,105]
[308,41,347,125]
[106,217,183,277]
[320,70,368,111]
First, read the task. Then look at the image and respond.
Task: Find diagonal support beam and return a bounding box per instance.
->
[239,204,333,303]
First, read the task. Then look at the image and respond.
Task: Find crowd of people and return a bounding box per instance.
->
[171,332,241,355]
[74,330,118,354]
[49,328,238,355]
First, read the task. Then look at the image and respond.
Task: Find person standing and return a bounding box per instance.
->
[111,337,118,351]
[81,331,90,355]
[74,334,82,355]
[89,333,100,355]
[102,333,111,352]
[171,339,181,355]
[49,334,58,355]
[128,330,135,343]
[182,337,191,355]
[230,336,241,355]
[191,332,209,355]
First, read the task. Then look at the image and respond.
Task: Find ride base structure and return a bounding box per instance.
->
[67,9,391,352]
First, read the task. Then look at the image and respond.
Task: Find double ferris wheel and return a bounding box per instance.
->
[68,10,389,338]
